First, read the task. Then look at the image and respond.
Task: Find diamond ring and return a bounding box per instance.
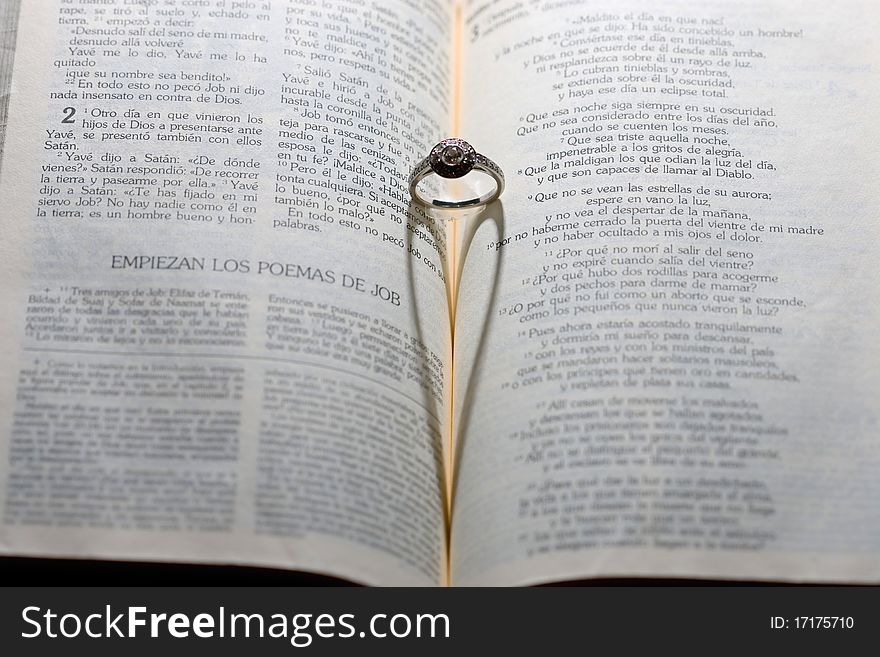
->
[408,138,504,209]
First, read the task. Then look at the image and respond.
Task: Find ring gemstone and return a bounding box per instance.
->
[429,138,476,178]
[441,145,463,165]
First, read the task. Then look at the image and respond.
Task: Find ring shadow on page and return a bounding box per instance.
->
[404,199,505,521]
[405,201,504,544]
[445,202,504,514]
[403,201,449,540]
[404,199,457,537]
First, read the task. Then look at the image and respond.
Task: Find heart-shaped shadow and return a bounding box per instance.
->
[404,199,506,541]
[444,202,505,512]
[403,199,455,535]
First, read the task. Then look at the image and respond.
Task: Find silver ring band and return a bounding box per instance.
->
[408,139,504,209]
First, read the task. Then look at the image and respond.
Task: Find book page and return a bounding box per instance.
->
[0,0,21,158]
[0,0,454,586]
[451,0,879,585]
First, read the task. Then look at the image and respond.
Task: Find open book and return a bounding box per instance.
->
[0,0,877,586]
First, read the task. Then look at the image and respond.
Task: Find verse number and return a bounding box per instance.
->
[61,107,76,124]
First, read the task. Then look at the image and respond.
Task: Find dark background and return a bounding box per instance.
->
[0,556,811,586]
[0,557,352,586]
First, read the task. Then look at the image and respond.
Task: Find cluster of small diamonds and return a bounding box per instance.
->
[474,153,504,180]
[429,138,476,178]
[408,155,431,183]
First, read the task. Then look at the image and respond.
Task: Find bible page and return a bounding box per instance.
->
[450,0,879,585]
[0,0,454,586]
